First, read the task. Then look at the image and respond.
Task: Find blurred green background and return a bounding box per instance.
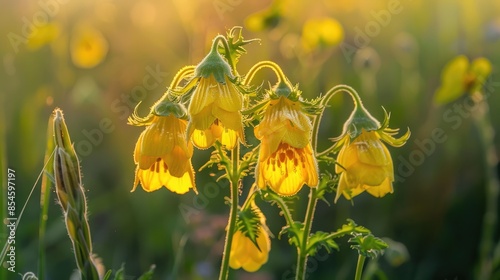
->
[1,0,500,279]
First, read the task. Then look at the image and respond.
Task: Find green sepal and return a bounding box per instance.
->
[194,42,233,83]
[152,99,188,119]
[341,104,381,140]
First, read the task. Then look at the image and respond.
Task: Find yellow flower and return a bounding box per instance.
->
[335,130,394,202]
[434,55,492,105]
[301,17,344,52]
[334,105,409,202]
[229,205,270,272]
[255,95,318,196]
[70,24,108,69]
[27,22,60,50]
[186,43,244,150]
[132,114,196,194]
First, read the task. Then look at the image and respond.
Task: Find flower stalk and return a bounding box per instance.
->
[219,144,240,280]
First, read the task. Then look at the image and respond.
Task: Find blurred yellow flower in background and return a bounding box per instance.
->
[70,24,108,69]
[255,95,318,196]
[187,75,244,150]
[434,55,492,105]
[27,22,60,50]
[132,114,196,194]
[301,17,344,52]
[229,204,270,272]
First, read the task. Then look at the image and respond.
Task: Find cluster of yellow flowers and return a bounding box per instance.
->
[128,28,409,273]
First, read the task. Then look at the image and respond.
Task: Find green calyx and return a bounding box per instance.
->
[273,81,292,97]
[153,99,187,119]
[270,81,301,101]
[194,38,234,84]
[342,104,380,139]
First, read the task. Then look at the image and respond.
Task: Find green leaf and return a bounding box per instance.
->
[279,221,304,248]
[315,172,338,204]
[137,264,156,280]
[238,147,259,177]
[349,233,388,259]
[236,206,262,250]
[102,270,113,280]
[434,55,469,105]
[330,219,371,239]
[112,264,125,280]
[306,231,339,256]
[221,26,260,66]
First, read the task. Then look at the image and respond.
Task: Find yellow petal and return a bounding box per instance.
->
[188,76,216,115]
[216,77,243,112]
[365,177,393,197]
[212,105,244,132]
[191,128,216,149]
[257,143,318,196]
[190,106,217,131]
[354,137,390,167]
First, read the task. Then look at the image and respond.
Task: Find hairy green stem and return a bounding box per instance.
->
[313,84,364,157]
[243,60,290,87]
[295,187,319,280]
[354,255,367,280]
[219,145,240,280]
[293,85,364,280]
[212,35,237,75]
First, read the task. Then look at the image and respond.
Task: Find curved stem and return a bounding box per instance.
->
[354,255,367,280]
[266,191,295,227]
[169,66,195,89]
[243,61,290,87]
[241,184,258,210]
[312,84,363,157]
[219,145,240,280]
[212,35,237,75]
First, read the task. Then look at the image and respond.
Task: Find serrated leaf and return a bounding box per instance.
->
[330,219,371,239]
[315,172,338,204]
[279,221,304,248]
[223,26,260,66]
[306,231,339,256]
[236,206,262,250]
[349,233,388,259]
